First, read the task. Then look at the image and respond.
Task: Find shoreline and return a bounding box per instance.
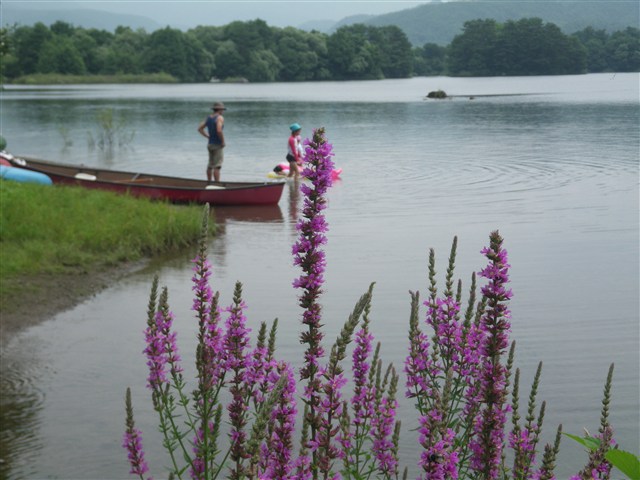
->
[0,260,148,349]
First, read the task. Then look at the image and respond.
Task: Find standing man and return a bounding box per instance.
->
[198,102,226,182]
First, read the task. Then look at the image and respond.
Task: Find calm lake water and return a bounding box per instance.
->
[1,74,638,479]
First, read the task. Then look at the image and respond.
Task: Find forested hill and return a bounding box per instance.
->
[1,5,161,33]
[337,1,640,45]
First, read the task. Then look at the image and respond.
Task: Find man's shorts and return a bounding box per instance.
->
[207,144,224,169]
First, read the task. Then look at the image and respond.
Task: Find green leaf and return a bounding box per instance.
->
[605,449,640,479]
[563,432,600,451]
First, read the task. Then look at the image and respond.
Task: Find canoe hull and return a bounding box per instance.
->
[6,156,284,206]
[44,173,283,205]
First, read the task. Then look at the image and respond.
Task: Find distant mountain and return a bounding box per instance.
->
[2,4,161,32]
[297,19,338,33]
[2,0,636,47]
[347,1,640,45]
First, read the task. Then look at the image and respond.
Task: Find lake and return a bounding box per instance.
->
[1,74,638,479]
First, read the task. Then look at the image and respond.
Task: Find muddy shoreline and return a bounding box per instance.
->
[0,260,148,348]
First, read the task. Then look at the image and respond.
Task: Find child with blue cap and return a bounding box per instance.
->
[285,123,304,179]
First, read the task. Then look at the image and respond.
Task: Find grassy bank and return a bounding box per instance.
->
[0,180,212,312]
[7,72,179,85]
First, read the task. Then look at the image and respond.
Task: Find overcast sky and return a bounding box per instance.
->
[7,0,429,29]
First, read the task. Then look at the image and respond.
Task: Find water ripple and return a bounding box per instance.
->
[0,343,47,480]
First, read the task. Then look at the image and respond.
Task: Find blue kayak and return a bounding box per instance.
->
[0,165,52,185]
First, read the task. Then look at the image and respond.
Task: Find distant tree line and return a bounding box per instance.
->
[418,18,640,76]
[1,18,638,83]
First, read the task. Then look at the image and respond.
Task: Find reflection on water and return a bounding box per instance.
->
[212,204,284,225]
[287,179,301,226]
[0,75,637,479]
[0,339,46,479]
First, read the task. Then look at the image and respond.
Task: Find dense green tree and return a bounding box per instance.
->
[102,27,146,74]
[246,49,282,81]
[50,20,75,37]
[0,27,20,79]
[85,28,114,47]
[306,31,331,80]
[72,30,103,74]
[573,27,609,72]
[371,25,413,78]
[555,33,587,74]
[224,19,274,56]
[448,19,499,76]
[274,27,328,81]
[327,24,383,80]
[0,27,9,57]
[413,42,446,76]
[212,40,244,79]
[495,18,583,75]
[449,17,586,76]
[10,22,52,75]
[188,25,225,56]
[37,36,86,74]
[143,27,211,81]
[1,18,635,82]
[606,27,640,72]
[144,27,187,78]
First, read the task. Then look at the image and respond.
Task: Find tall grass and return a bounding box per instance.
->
[8,73,178,85]
[0,180,212,306]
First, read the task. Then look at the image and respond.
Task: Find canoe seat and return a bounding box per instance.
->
[205,185,225,190]
[75,172,97,181]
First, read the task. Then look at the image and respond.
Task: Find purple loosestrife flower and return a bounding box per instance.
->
[223,284,252,479]
[404,327,435,401]
[292,128,334,473]
[190,239,228,480]
[143,292,183,393]
[191,424,211,479]
[245,338,277,406]
[263,363,298,479]
[192,254,213,322]
[123,388,151,479]
[427,296,462,369]
[351,325,375,429]
[310,368,348,475]
[571,426,615,480]
[123,429,150,478]
[192,254,225,387]
[372,394,399,475]
[405,291,442,414]
[348,321,376,468]
[509,427,537,476]
[424,433,459,480]
[293,454,313,480]
[470,231,513,480]
[294,128,335,381]
[144,314,168,391]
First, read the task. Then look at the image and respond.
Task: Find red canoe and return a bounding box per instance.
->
[6,155,285,206]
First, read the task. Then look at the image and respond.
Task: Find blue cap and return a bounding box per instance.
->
[289,123,301,132]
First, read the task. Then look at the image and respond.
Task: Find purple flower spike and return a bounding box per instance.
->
[292,128,335,460]
[222,286,252,478]
[123,387,151,479]
[123,427,150,477]
[264,363,298,479]
[372,394,399,475]
[470,231,513,479]
[191,255,214,320]
[143,294,182,392]
[351,326,375,428]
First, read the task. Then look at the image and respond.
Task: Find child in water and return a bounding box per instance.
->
[285,123,304,178]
